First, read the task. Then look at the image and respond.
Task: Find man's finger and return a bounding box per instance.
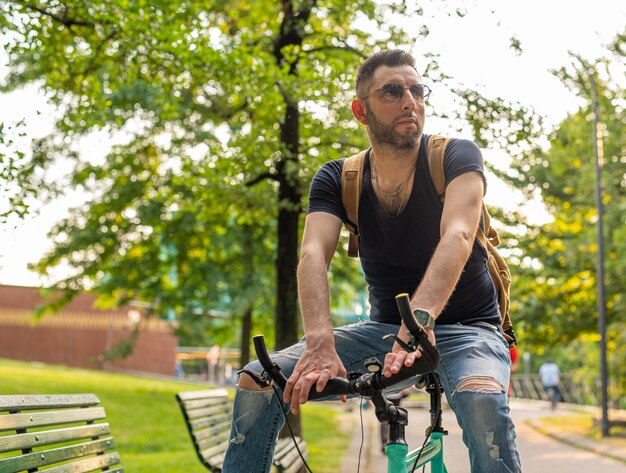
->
[283,381,293,403]
[316,370,332,392]
[404,349,422,366]
[298,376,315,405]
[289,383,302,414]
[390,351,407,373]
[283,372,299,403]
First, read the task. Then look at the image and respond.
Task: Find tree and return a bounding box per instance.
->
[0,1,423,348]
[500,31,625,404]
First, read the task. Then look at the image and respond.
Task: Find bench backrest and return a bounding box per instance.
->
[176,389,231,472]
[0,393,123,473]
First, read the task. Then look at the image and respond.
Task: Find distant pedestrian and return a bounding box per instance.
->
[539,360,561,410]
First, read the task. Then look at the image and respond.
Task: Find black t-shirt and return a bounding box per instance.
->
[307,134,501,327]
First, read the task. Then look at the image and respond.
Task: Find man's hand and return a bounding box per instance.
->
[383,325,436,377]
[283,344,347,414]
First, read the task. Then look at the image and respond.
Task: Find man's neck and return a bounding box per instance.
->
[370,141,421,180]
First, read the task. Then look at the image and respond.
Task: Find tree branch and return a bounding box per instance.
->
[303,43,367,58]
[246,172,278,187]
[23,2,94,30]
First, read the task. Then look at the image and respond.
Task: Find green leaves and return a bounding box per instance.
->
[507,32,625,355]
[0,119,37,222]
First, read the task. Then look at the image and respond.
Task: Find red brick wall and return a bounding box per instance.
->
[0,323,177,375]
[0,285,177,376]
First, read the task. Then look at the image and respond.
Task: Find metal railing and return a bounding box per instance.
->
[510,374,616,407]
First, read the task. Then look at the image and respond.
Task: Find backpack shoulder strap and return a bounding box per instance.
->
[428,134,494,247]
[426,134,452,203]
[341,150,367,257]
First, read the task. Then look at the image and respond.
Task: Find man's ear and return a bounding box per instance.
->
[351,99,367,125]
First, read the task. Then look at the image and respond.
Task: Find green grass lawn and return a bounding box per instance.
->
[531,410,626,445]
[0,358,351,473]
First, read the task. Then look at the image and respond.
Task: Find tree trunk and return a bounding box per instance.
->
[273,0,312,439]
[240,227,254,369]
[240,306,252,368]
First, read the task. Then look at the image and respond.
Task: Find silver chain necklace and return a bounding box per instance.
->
[370,152,416,216]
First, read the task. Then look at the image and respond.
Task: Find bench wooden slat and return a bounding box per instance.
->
[274,437,308,471]
[276,442,308,472]
[195,419,230,442]
[0,407,106,432]
[0,437,114,472]
[197,430,230,452]
[0,423,112,452]
[177,389,229,402]
[182,397,231,411]
[199,436,228,456]
[0,394,100,412]
[39,452,122,473]
[204,452,226,473]
[194,421,231,442]
[189,413,231,432]
[185,404,230,421]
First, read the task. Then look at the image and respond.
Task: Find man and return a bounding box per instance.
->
[539,360,561,410]
[223,49,521,473]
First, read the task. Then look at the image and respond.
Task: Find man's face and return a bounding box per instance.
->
[362,65,425,150]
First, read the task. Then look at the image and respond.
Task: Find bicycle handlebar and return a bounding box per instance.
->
[252,293,440,400]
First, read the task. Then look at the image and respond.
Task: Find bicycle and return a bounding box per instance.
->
[252,293,449,473]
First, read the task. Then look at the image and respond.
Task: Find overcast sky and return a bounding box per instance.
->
[1,0,624,286]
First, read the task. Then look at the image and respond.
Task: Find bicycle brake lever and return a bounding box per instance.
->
[383,333,418,352]
[238,368,271,388]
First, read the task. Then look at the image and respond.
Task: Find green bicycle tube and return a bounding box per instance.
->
[386,443,409,473]
[429,432,447,473]
[403,434,448,473]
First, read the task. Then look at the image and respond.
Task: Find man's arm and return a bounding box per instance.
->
[283,211,346,413]
[385,170,484,376]
[411,170,484,315]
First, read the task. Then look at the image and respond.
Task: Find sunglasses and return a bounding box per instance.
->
[361,83,431,102]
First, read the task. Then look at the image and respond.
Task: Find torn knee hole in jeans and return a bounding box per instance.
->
[457,376,503,393]
[230,431,246,445]
[485,431,500,459]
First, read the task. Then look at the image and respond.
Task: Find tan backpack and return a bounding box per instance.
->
[341,135,517,347]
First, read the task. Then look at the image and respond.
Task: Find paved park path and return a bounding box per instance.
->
[338,399,626,473]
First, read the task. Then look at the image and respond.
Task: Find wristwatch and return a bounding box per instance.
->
[412,308,436,329]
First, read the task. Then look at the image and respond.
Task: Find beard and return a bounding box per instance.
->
[365,107,422,150]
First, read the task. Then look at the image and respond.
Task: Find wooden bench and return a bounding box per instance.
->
[176,389,308,473]
[0,393,123,473]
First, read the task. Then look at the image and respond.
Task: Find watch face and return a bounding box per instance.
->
[414,310,428,325]
[413,309,433,328]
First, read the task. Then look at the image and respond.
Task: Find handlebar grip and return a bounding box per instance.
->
[307,378,353,400]
[253,335,272,371]
[395,293,422,335]
[253,335,289,390]
[395,293,440,370]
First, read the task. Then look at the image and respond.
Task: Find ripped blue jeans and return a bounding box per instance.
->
[222,321,522,473]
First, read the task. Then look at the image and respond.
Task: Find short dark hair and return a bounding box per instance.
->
[356,49,416,98]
